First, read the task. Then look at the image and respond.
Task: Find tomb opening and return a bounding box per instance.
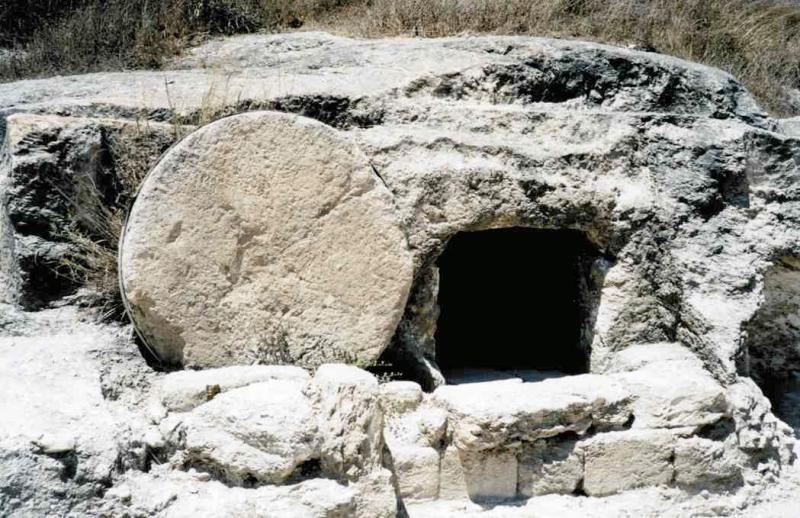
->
[434,227,601,383]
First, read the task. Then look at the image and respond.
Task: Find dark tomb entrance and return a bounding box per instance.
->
[434,227,600,382]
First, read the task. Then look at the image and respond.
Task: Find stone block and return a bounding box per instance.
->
[582,429,674,496]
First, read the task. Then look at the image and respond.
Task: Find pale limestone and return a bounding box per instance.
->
[674,437,743,489]
[309,365,385,479]
[119,111,414,368]
[582,429,674,497]
[157,365,309,412]
[379,381,424,415]
[108,468,356,517]
[391,445,440,502]
[461,449,519,503]
[439,446,469,501]
[163,380,318,485]
[433,375,632,451]
[437,446,518,502]
[518,437,584,497]
[615,360,728,430]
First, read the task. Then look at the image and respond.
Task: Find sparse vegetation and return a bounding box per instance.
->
[59,122,186,320]
[1,0,799,115]
[4,0,799,321]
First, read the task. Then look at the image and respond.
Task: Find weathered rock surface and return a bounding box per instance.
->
[2,32,799,384]
[518,437,584,497]
[742,257,800,388]
[0,307,156,516]
[0,113,182,309]
[162,380,318,485]
[674,437,744,489]
[106,469,356,517]
[582,429,675,497]
[780,116,800,137]
[156,364,310,413]
[1,30,800,517]
[0,32,769,124]
[0,309,795,515]
[150,363,396,517]
[609,343,729,430]
[433,375,632,451]
[119,111,413,368]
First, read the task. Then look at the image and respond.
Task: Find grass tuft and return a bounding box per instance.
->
[58,122,186,320]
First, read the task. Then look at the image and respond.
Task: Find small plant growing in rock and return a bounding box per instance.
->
[59,122,184,320]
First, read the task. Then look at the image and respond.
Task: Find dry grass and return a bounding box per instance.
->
[1,0,798,115]
[0,0,337,77]
[61,205,125,319]
[3,1,798,317]
[59,122,185,320]
[311,0,800,116]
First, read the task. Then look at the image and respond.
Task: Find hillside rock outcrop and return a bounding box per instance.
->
[1,32,799,517]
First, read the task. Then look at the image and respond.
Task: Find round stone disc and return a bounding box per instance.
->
[119,111,413,368]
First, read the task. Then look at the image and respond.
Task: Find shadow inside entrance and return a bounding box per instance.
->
[434,227,600,382]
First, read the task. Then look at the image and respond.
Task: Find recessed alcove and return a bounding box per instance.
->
[742,256,800,433]
[434,227,601,383]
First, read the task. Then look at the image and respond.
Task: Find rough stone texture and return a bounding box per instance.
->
[437,446,518,503]
[119,111,414,368]
[390,446,440,502]
[438,445,469,501]
[613,354,728,430]
[0,32,767,124]
[602,341,701,373]
[742,257,800,386]
[0,113,181,309]
[0,307,157,516]
[106,468,356,517]
[381,381,448,504]
[2,32,799,385]
[433,375,632,451]
[150,363,396,517]
[726,378,795,467]
[674,437,744,490]
[460,449,519,503]
[582,429,675,497]
[309,365,385,478]
[379,381,424,414]
[1,31,800,515]
[308,365,397,518]
[518,437,584,497]
[156,365,310,413]
[0,310,795,514]
[383,400,447,451]
[779,116,800,137]
[161,379,318,485]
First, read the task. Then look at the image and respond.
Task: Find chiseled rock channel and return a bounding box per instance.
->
[1,32,799,517]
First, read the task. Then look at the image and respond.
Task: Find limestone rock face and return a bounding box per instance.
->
[433,375,633,451]
[517,437,584,497]
[0,114,181,309]
[150,364,396,518]
[156,364,310,413]
[582,429,675,496]
[119,111,414,368]
[0,308,157,516]
[162,379,319,485]
[106,470,357,518]
[673,437,744,489]
[610,345,729,430]
[2,33,798,384]
[2,31,800,516]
